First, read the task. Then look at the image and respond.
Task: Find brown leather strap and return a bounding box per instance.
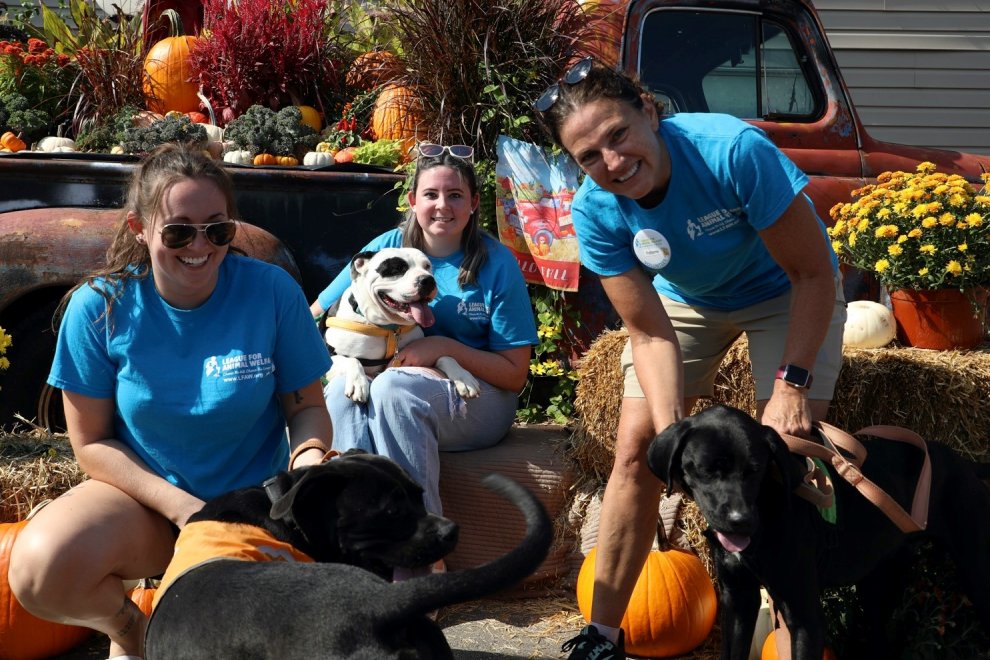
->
[288,439,330,469]
[780,422,930,533]
[324,317,416,360]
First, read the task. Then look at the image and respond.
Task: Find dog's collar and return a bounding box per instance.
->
[325,317,417,366]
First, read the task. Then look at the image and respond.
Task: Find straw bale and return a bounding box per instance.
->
[572,330,990,478]
[0,429,85,522]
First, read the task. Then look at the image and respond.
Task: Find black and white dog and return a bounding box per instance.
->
[324,247,480,402]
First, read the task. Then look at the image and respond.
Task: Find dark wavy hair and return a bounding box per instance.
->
[536,59,662,151]
[401,152,487,288]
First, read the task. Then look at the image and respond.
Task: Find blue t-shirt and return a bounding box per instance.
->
[48,255,332,500]
[317,230,538,351]
[572,113,837,310]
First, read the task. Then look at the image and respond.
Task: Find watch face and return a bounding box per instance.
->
[779,364,812,388]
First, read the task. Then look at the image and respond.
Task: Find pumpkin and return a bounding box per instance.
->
[126,578,158,618]
[333,147,357,164]
[843,299,896,349]
[315,141,337,154]
[36,136,76,152]
[142,9,201,114]
[295,106,322,132]
[0,520,95,658]
[253,153,277,166]
[0,132,27,153]
[223,150,252,165]
[370,85,424,141]
[762,630,837,660]
[577,523,717,657]
[346,50,400,90]
[186,111,209,124]
[200,123,223,143]
[303,151,333,166]
[276,155,299,167]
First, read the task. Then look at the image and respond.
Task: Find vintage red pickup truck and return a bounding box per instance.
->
[2,0,989,427]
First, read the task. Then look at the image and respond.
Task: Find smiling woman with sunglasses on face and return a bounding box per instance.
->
[309,146,538,570]
[537,60,847,659]
[7,144,333,660]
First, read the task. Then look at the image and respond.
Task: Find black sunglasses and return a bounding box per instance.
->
[159,221,238,249]
[533,57,594,113]
[417,143,474,160]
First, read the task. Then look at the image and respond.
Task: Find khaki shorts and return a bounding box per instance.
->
[621,276,846,401]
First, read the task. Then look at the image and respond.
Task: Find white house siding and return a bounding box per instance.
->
[814,0,990,156]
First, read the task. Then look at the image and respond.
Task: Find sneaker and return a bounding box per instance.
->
[561,625,625,659]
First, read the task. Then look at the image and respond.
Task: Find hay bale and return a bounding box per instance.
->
[572,331,990,477]
[0,430,85,522]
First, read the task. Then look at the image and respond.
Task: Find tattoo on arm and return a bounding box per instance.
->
[115,597,140,637]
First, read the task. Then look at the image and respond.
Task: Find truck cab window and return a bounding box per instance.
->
[636,9,817,120]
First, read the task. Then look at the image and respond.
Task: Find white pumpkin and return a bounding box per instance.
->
[303,151,334,166]
[201,123,224,143]
[37,136,76,152]
[843,300,896,348]
[223,150,253,165]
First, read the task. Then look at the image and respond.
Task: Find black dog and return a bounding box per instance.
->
[647,404,990,660]
[145,452,551,659]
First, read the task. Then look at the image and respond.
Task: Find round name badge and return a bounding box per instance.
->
[633,228,671,271]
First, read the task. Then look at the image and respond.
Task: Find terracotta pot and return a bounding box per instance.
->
[888,287,989,350]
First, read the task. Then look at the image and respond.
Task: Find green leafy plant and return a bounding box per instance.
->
[352,138,402,168]
[0,91,49,141]
[74,104,138,152]
[224,104,320,156]
[516,287,580,424]
[121,114,206,154]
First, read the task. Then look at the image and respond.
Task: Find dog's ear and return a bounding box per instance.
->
[349,250,378,280]
[647,417,695,496]
[764,425,800,495]
[269,467,336,521]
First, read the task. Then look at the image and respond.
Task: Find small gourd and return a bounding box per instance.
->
[200,123,224,143]
[303,151,333,166]
[253,153,277,166]
[223,150,253,165]
[762,630,836,660]
[843,300,896,349]
[110,145,126,155]
[0,131,27,153]
[295,105,322,132]
[276,155,299,166]
[37,136,76,152]
[126,578,158,618]
[315,141,337,154]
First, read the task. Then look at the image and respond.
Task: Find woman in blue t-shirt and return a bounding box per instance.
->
[310,147,538,535]
[8,144,333,659]
[535,59,846,658]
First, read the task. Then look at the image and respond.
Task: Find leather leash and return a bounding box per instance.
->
[780,421,932,533]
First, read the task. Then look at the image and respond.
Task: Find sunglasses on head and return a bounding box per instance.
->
[416,143,474,160]
[159,221,238,249]
[534,56,594,113]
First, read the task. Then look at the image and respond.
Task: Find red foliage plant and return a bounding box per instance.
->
[187,0,348,124]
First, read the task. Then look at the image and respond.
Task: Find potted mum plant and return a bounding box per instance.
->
[829,162,990,349]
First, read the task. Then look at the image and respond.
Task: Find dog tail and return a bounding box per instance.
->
[387,474,553,619]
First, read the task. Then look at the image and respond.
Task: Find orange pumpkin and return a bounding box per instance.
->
[253,153,277,166]
[762,630,837,660]
[577,524,717,657]
[126,578,158,618]
[0,520,94,659]
[143,9,201,114]
[346,50,400,90]
[0,131,26,153]
[276,155,299,166]
[295,106,322,132]
[333,147,357,164]
[185,111,209,124]
[371,85,424,142]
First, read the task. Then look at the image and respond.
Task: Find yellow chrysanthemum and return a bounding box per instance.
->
[920,244,936,254]
[908,228,923,238]
[965,213,984,227]
[874,224,898,239]
[831,240,843,254]
[875,259,890,273]
[921,217,938,229]
[848,232,858,247]
[897,235,908,244]
[918,267,929,276]
[887,244,903,256]
[946,261,963,276]
[958,243,968,252]
[939,213,956,226]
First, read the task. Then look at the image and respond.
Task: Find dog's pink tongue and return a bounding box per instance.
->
[716,531,751,553]
[408,301,435,328]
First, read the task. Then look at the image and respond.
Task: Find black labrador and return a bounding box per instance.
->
[647,404,990,660]
[145,452,552,659]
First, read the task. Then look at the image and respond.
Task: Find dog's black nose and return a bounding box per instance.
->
[418,275,437,296]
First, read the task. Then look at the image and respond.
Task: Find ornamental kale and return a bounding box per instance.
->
[223,105,319,156]
[75,105,139,153]
[0,91,50,141]
[121,115,207,155]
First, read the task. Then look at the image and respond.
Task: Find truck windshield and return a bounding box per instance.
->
[636,9,817,120]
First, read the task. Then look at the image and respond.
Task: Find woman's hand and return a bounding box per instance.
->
[391,336,451,368]
[761,380,814,438]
